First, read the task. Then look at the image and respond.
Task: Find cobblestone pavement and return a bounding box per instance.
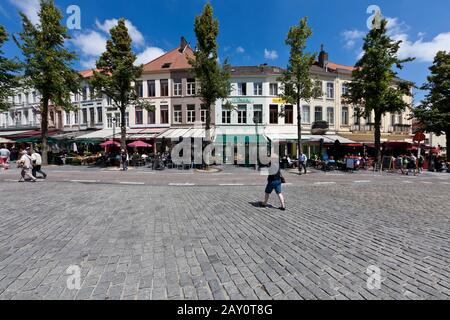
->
[0,169,449,300]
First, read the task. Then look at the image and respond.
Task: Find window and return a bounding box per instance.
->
[398,114,403,125]
[135,107,143,125]
[74,111,79,124]
[391,113,396,126]
[89,108,95,126]
[65,112,71,125]
[317,81,323,96]
[135,81,143,97]
[106,96,112,106]
[269,83,278,96]
[187,79,196,95]
[354,110,361,125]
[147,80,156,97]
[32,91,37,103]
[342,83,349,96]
[89,87,95,100]
[270,105,278,124]
[74,93,79,102]
[342,106,349,125]
[160,105,169,124]
[327,107,334,125]
[253,105,263,124]
[82,87,88,101]
[254,83,263,96]
[222,109,231,124]
[97,107,103,123]
[160,80,169,97]
[107,114,113,128]
[365,113,372,124]
[187,105,196,123]
[173,79,182,96]
[18,94,22,104]
[326,83,334,99]
[201,105,208,123]
[125,112,129,127]
[237,105,247,124]
[315,106,323,122]
[238,83,247,96]
[82,109,87,124]
[302,105,310,123]
[284,105,294,124]
[148,108,155,124]
[173,105,182,124]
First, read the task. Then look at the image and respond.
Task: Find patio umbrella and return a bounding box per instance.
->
[0,137,13,144]
[73,142,78,153]
[100,140,120,148]
[127,140,152,148]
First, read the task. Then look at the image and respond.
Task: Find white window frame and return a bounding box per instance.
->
[173,105,182,124]
[173,81,182,96]
[327,82,334,99]
[187,105,196,123]
[253,83,263,96]
[187,80,196,96]
[269,83,278,96]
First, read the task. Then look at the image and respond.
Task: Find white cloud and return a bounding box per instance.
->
[341,29,366,49]
[71,31,107,57]
[135,47,165,65]
[96,18,145,47]
[393,32,450,62]
[264,49,278,60]
[236,46,245,54]
[342,16,450,63]
[9,0,40,25]
[80,58,97,69]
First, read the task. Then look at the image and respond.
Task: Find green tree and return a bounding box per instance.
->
[91,18,144,149]
[414,51,450,161]
[0,25,21,111]
[278,17,322,174]
[189,2,230,141]
[344,19,414,163]
[14,0,80,164]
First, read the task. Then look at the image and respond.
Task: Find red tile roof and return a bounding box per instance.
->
[79,69,96,78]
[142,45,195,73]
[326,61,356,72]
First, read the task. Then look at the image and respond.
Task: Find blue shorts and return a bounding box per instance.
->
[265,179,282,194]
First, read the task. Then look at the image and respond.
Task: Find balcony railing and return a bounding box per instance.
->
[389,124,412,134]
[351,124,374,132]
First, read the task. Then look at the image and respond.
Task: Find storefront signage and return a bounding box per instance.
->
[272,98,287,104]
[228,98,253,104]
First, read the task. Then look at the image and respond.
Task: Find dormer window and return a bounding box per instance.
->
[162,63,171,69]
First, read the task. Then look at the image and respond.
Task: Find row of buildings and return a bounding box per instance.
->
[0,37,416,158]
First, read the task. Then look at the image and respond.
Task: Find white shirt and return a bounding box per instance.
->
[20,154,33,169]
[31,153,42,166]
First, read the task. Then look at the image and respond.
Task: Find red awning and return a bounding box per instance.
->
[100,140,121,148]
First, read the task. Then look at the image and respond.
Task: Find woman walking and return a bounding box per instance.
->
[260,168,286,211]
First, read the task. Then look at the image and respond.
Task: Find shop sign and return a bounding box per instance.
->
[272,98,287,104]
[228,98,253,104]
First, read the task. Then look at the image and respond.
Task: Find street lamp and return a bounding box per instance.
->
[112,116,117,143]
[253,116,259,170]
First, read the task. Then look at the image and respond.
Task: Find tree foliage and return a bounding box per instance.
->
[91,18,143,149]
[14,0,80,164]
[414,51,450,161]
[189,2,230,137]
[0,25,21,111]
[278,17,321,172]
[344,19,414,162]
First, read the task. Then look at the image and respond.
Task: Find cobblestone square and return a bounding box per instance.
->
[0,167,449,300]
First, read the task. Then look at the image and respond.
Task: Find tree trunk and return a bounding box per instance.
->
[205,102,212,142]
[120,105,127,150]
[446,130,450,163]
[41,97,49,165]
[374,112,382,164]
[297,98,302,174]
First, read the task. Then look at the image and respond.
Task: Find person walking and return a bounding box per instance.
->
[418,155,424,174]
[396,155,404,174]
[299,152,308,175]
[0,144,10,169]
[18,150,37,182]
[120,149,129,171]
[260,167,286,211]
[31,149,47,179]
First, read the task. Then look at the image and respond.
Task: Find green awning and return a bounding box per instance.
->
[14,136,58,143]
[214,134,267,144]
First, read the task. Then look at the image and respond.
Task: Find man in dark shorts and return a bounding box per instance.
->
[260,168,286,211]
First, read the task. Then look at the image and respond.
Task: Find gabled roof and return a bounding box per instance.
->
[326,61,356,72]
[143,45,195,73]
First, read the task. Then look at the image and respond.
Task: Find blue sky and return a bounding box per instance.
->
[1,0,450,101]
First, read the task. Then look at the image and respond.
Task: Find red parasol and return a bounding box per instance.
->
[127,141,152,148]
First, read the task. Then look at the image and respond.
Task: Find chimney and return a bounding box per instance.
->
[318,44,329,68]
[179,36,188,53]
